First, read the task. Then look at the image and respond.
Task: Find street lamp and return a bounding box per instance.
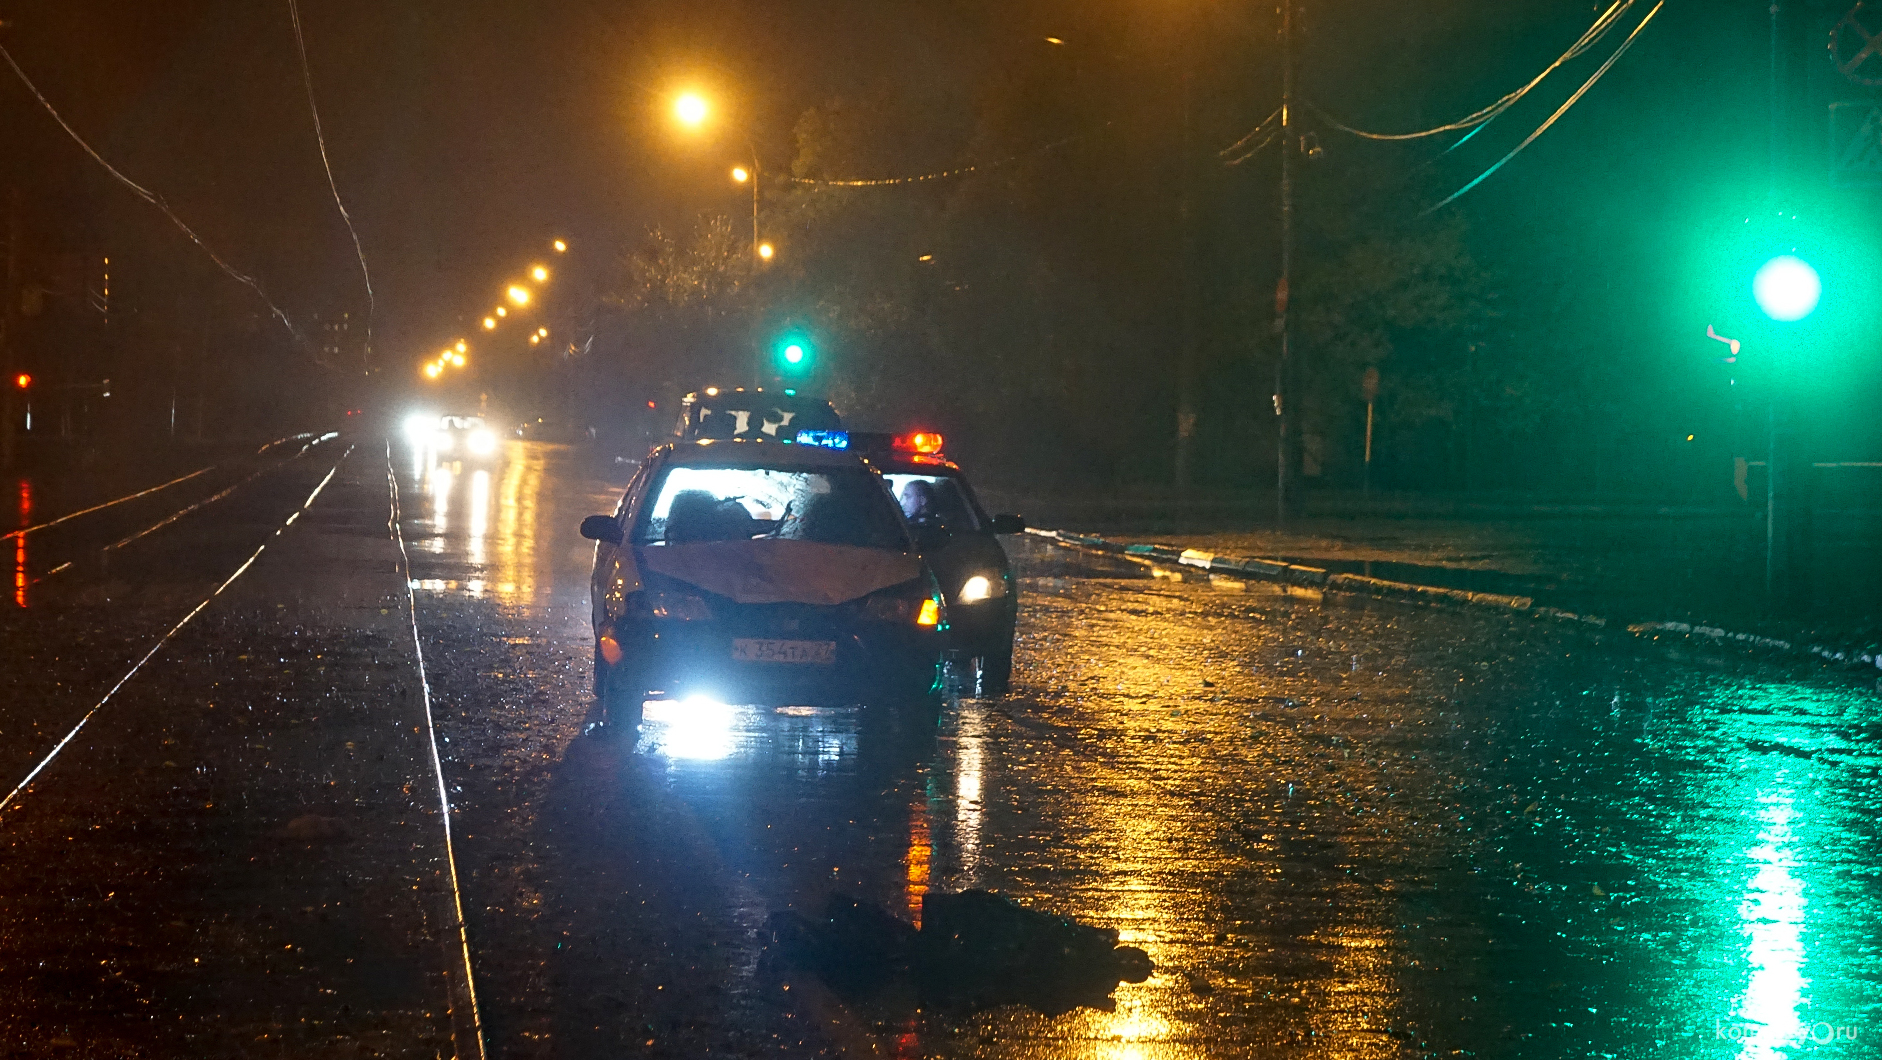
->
[483,317,496,330]
[507,286,530,306]
[674,92,709,128]
[553,239,567,253]
[495,306,507,318]
[758,242,775,262]
[531,265,549,283]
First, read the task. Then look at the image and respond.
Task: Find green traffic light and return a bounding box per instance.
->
[1753,255,1821,322]
[778,334,812,370]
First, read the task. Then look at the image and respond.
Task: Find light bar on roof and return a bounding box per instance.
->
[795,430,850,450]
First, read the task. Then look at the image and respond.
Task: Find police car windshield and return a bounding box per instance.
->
[634,466,907,550]
[883,474,979,533]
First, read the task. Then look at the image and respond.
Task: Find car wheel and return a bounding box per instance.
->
[977,645,1013,697]
[600,662,646,734]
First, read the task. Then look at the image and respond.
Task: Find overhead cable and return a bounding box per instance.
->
[288,0,374,373]
[1423,1,1665,214]
[785,133,1086,187]
[1312,0,1633,142]
[1218,107,1282,160]
[1223,129,1282,167]
[0,42,305,347]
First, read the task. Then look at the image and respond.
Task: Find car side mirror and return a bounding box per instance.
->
[987,513,1026,535]
[579,514,623,545]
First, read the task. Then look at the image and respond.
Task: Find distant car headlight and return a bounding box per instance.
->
[433,432,454,452]
[959,573,1006,603]
[467,429,496,455]
[403,413,434,441]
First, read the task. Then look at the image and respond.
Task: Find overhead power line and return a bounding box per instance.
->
[0,42,307,348]
[288,0,374,373]
[784,133,1087,187]
[1218,107,1282,161]
[1423,0,1665,214]
[1311,0,1635,142]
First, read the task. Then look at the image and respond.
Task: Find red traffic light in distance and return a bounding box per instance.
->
[13,374,29,389]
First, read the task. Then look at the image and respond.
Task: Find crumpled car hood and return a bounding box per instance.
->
[636,540,922,606]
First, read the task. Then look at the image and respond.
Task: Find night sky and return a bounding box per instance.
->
[0,1,1869,386]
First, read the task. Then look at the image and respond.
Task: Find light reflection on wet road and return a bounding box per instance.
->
[391,439,1882,1057]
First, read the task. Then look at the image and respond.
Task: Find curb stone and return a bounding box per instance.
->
[1024,527,1882,676]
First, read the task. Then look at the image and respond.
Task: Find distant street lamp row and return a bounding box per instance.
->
[674,91,775,264]
[422,238,565,380]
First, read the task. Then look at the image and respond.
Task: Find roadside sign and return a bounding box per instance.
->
[1831,3,1882,86]
[1830,102,1882,186]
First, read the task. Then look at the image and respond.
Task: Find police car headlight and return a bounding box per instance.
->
[467,429,496,455]
[959,573,1006,603]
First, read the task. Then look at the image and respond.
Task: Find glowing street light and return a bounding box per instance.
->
[495,306,507,318]
[455,340,468,353]
[424,363,442,379]
[536,327,549,337]
[553,239,567,253]
[757,242,775,261]
[507,286,531,306]
[451,353,466,367]
[674,92,709,128]
[483,317,496,330]
[529,334,541,345]
[531,265,549,283]
[731,166,750,183]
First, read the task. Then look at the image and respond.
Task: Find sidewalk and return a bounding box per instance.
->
[1003,505,1882,664]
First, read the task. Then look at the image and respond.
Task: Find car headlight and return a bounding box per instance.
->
[959,573,1007,603]
[467,429,496,455]
[433,432,454,452]
[403,413,434,441]
[627,591,712,621]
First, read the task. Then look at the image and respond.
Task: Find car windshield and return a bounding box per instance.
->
[883,473,979,533]
[634,466,908,550]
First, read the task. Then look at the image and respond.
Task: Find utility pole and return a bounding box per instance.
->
[1275,0,1299,521]
[2,188,21,470]
[1174,9,1199,490]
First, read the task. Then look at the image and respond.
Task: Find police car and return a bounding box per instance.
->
[578,433,948,730]
[851,431,1025,696]
[676,387,843,442]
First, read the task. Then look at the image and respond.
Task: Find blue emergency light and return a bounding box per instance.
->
[794,429,850,450]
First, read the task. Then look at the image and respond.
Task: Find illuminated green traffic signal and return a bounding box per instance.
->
[1753,255,1821,322]
[777,334,812,371]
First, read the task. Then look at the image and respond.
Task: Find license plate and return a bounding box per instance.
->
[731,638,836,665]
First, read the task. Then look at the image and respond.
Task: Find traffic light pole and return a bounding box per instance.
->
[2,187,21,470]
[1275,0,1298,522]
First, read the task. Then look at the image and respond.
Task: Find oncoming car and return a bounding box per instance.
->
[854,431,1025,695]
[407,413,499,462]
[578,438,948,730]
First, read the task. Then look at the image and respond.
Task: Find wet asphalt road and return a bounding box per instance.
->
[2,436,1879,1059]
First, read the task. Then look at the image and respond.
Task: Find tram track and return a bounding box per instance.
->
[0,444,354,816]
[29,432,341,582]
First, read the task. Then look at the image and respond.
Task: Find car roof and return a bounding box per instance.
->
[658,438,869,471]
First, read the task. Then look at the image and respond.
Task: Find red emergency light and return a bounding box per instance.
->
[894,431,944,455]
[13,374,28,389]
